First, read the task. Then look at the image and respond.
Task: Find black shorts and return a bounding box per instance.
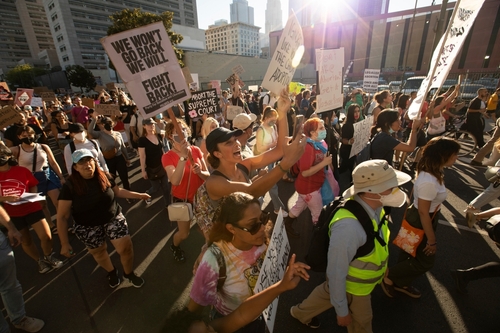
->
[74,213,129,249]
[11,210,45,231]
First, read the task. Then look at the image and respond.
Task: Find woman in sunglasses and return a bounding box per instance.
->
[188,192,271,333]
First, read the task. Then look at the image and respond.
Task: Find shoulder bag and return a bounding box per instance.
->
[102,132,118,159]
[167,163,193,222]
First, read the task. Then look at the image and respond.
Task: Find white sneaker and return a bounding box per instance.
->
[145,198,152,206]
[14,316,45,332]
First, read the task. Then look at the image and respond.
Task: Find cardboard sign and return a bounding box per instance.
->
[254,210,290,333]
[349,116,373,158]
[0,106,23,129]
[210,80,222,95]
[226,105,243,120]
[41,92,56,102]
[105,82,116,91]
[30,97,43,107]
[186,89,221,119]
[101,21,191,118]
[15,89,33,107]
[94,85,106,92]
[95,104,120,116]
[262,11,304,95]
[182,67,193,84]
[189,73,199,91]
[315,48,344,112]
[81,98,95,109]
[363,69,380,93]
[33,87,49,95]
[0,82,13,101]
[231,64,245,76]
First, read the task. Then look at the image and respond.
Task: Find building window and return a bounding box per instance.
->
[51,13,58,21]
[54,24,61,32]
[57,35,64,42]
[62,55,69,62]
[48,2,55,10]
[173,18,181,24]
[186,19,194,26]
[60,45,66,52]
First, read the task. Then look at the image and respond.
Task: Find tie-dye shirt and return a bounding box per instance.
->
[190,240,267,316]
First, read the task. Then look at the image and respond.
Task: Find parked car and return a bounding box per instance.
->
[378,84,390,92]
[389,81,402,92]
[401,76,425,95]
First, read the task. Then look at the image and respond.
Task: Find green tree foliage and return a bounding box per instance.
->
[107,8,184,70]
[66,65,97,92]
[5,64,48,88]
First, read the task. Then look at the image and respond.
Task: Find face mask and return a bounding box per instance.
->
[20,137,35,145]
[74,132,86,141]
[155,113,163,120]
[0,156,10,166]
[267,121,276,127]
[332,118,339,126]
[389,128,395,134]
[316,130,327,141]
[366,188,407,207]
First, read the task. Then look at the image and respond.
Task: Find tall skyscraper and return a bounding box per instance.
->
[230,0,255,25]
[265,0,283,34]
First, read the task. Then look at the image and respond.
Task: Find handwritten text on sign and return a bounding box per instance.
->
[186,89,221,119]
[254,210,290,333]
[262,11,303,95]
[315,48,344,113]
[363,69,380,93]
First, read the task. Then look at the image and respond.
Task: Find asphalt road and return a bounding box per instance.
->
[2,148,499,333]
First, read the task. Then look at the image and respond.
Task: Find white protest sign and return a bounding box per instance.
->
[15,89,33,107]
[349,116,373,158]
[315,48,344,113]
[189,73,199,91]
[210,80,222,95]
[30,97,43,107]
[408,0,485,119]
[226,105,243,120]
[363,69,380,93]
[231,64,245,76]
[254,210,290,333]
[262,11,304,95]
[101,21,191,118]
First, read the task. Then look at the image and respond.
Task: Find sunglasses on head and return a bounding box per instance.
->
[232,211,270,235]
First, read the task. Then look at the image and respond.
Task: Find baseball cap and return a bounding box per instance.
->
[343,159,411,198]
[142,118,155,125]
[72,148,94,164]
[232,113,257,130]
[24,105,32,111]
[206,127,243,154]
[68,123,85,133]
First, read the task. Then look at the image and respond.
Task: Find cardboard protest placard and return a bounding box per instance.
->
[210,80,222,95]
[81,98,95,109]
[248,85,259,92]
[349,116,373,158]
[226,105,243,120]
[315,48,344,113]
[262,11,304,95]
[95,104,121,117]
[408,0,485,119]
[0,106,23,129]
[115,83,127,92]
[362,69,380,93]
[181,67,193,84]
[30,97,43,107]
[254,210,290,333]
[186,89,221,119]
[189,73,199,91]
[33,87,49,95]
[0,82,13,101]
[41,92,56,102]
[94,85,106,92]
[15,89,33,107]
[231,64,245,76]
[101,21,190,118]
[106,82,116,91]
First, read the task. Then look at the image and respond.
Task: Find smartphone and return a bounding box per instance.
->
[293,115,305,140]
[173,134,182,143]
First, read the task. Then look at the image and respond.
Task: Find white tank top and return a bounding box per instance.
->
[18,144,49,172]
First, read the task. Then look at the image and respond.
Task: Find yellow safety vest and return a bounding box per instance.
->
[329,205,390,296]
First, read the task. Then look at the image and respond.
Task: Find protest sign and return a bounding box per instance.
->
[231,64,245,76]
[289,82,305,95]
[209,80,222,95]
[349,116,373,158]
[115,83,127,92]
[101,21,190,118]
[106,83,116,91]
[248,85,259,93]
[189,73,199,91]
[15,89,33,107]
[186,89,221,119]
[33,87,49,95]
[363,69,380,93]
[41,92,56,102]
[30,97,43,107]
[315,48,344,113]
[95,104,120,117]
[94,85,106,92]
[0,83,13,102]
[81,98,95,108]
[254,210,290,333]
[226,105,243,120]
[408,0,485,119]
[181,67,193,84]
[262,11,304,95]
[0,106,23,129]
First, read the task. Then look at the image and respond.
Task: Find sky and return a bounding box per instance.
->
[196,0,445,30]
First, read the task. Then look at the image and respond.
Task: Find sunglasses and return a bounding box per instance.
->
[76,156,94,165]
[233,211,270,235]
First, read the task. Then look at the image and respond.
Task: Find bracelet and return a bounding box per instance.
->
[427,242,437,246]
[278,163,289,173]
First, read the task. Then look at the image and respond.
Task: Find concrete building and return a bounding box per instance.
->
[0,0,58,74]
[230,0,254,26]
[265,0,282,35]
[205,21,260,57]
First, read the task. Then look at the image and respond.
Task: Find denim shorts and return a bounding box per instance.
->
[74,213,129,249]
[34,168,62,196]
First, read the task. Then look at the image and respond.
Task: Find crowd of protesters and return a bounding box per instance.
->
[0,81,499,333]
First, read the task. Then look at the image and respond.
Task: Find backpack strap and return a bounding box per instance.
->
[69,141,76,153]
[32,144,38,173]
[210,244,226,291]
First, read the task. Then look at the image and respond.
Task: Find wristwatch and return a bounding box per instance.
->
[179,156,187,161]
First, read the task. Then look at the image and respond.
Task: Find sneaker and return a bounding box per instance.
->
[381,279,396,298]
[107,268,121,288]
[466,210,480,228]
[290,306,321,328]
[170,244,186,263]
[145,198,152,206]
[123,271,144,288]
[38,259,52,274]
[44,252,64,270]
[450,270,468,294]
[14,316,44,332]
[394,285,421,298]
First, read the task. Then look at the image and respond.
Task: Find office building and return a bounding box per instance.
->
[230,0,254,25]
[205,20,260,57]
[265,0,282,34]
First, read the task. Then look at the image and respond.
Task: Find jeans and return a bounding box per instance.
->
[0,233,25,333]
[147,173,171,206]
[105,154,130,190]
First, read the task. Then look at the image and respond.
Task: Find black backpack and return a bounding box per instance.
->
[258,93,270,114]
[305,199,386,272]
